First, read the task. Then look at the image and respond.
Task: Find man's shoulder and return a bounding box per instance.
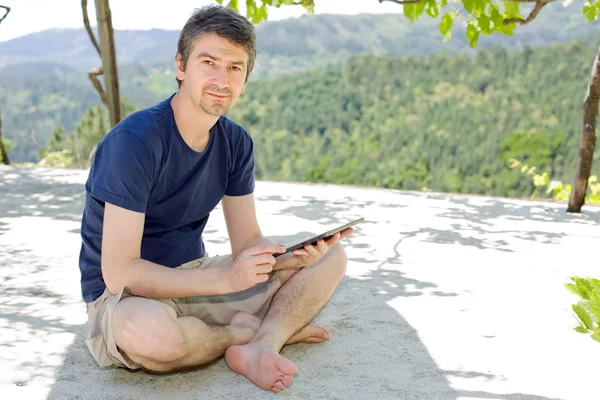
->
[216,116,252,145]
[101,96,174,148]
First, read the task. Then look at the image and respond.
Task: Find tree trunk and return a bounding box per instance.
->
[0,109,10,165]
[567,43,600,213]
[94,0,121,128]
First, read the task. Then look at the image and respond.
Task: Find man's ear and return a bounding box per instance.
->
[240,84,246,95]
[175,53,185,82]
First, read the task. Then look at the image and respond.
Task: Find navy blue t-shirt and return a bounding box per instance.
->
[78,94,255,302]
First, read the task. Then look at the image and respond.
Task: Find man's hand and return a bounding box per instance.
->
[225,243,286,293]
[291,227,354,267]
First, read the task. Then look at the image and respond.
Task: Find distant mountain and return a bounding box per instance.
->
[0,2,598,77]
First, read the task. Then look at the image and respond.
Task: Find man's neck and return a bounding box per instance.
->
[171,90,218,152]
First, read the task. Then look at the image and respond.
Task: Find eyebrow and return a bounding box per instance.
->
[197,52,246,67]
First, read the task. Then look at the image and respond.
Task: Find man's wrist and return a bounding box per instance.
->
[215,266,233,295]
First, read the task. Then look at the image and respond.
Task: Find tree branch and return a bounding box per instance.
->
[0,105,10,165]
[82,0,101,56]
[88,67,109,107]
[0,5,10,25]
[504,0,555,25]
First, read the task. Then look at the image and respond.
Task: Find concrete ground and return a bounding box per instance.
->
[1,164,599,400]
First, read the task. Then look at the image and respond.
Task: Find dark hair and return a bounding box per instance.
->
[176,5,256,87]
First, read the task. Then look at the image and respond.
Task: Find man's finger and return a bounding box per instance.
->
[304,244,319,256]
[325,232,341,246]
[257,273,270,283]
[292,249,309,257]
[249,243,286,256]
[317,238,329,253]
[339,227,354,239]
[256,263,274,274]
[253,253,276,266]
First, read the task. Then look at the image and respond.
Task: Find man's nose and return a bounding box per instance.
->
[211,66,228,87]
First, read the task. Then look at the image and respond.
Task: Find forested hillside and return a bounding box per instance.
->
[30,39,600,199]
[222,40,600,198]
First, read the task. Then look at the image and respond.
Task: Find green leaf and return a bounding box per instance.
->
[227,0,239,12]
[426,2,440,18]
[575,325,587,333]
[575,277,593,299]
[589,292,600,320]
[573,303,594,330]
[441,0,448,6]
[497,23,516,36]
[489,4,503,27]
[246,0,257,20]
[478,15,491,34]
[415,1,427,19]
[404,4,416,22]
[216,0,224,4]
[504,0,521,19]
[464,0,475,13]
[472,0,486,14]
[592,331,600,343]
[565,281,585,298]
[583,1,596,21]
[466,23,480,48]
[439,12,454,41]
[253,4,268,23]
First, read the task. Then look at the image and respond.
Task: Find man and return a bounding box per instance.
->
[79,4,353,393]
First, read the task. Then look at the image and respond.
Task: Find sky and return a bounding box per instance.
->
[0,0,403,42]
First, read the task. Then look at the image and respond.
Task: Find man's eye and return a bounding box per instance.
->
[231,66,240,71]
[203,60,213,65]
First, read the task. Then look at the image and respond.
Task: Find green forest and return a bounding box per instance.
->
[34,38,600,199]
[229,40,600,198]
[3,36,600,200]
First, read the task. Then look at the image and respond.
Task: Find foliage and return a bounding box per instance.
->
[0,137,15,163]
[38,149,74,169]
[37,99,140,169]
[565,277,600,343]
[1,7,597,162]
[508,159,600,203]
[223,0,599,48]
[224,41,600,197]
[216,0,314,23]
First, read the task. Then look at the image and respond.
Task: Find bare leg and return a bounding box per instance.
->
[112,297,259,372]
[225,243,347,392]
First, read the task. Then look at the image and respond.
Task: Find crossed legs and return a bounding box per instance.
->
[111,243,348,390]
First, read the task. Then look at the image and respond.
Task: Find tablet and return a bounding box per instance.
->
[273,217,364,257]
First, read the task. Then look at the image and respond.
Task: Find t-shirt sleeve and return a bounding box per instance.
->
[225,129,255,196]
[90,130,158,213]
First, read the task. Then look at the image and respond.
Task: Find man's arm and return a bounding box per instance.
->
[102,202,231,298]
[222,193,301,270]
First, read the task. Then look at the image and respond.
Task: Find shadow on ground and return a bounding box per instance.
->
[0,166,86,222]
[0,167,577,399]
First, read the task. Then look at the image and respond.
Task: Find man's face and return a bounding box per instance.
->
[176,33,248,116]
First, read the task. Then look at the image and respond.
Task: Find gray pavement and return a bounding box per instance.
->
[1,165,599,400]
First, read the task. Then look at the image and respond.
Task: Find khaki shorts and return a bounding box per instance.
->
[83,254,284,370]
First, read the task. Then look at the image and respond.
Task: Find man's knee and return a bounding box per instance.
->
[113,298,187,366]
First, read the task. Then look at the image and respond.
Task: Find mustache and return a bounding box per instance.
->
[203,85,231,96]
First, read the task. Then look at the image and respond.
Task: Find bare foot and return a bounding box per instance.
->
[286,324,330,345]
[229,312,261,343]
[225,344,296,393]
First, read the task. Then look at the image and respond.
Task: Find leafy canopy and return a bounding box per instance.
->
[218,0,600,48]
